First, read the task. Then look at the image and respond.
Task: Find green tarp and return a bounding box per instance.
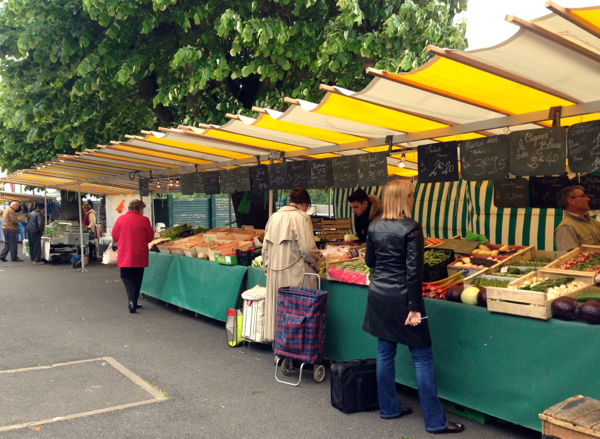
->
[247,266,600,431]
[141,252,247,322]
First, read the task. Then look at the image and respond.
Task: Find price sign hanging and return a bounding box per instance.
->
[417,141,459,184]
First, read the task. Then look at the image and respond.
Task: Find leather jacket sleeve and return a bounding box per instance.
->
[406,226,425,312]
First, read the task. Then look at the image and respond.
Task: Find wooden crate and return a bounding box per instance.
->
[540,395,600,438]
[157,242,176,254]
[312,218,351,242]
[486,269,595,320]
[461,245,535,283]
[542,245,600,275]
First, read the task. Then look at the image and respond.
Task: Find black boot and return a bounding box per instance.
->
[129,301,136,313]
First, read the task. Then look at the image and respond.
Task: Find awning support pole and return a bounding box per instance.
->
[228,194,232,227]
[44,188,47,227]
[77,184,85,273]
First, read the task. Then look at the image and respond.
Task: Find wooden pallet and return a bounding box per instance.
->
[540,395,600,438]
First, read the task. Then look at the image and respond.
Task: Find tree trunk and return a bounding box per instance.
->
[59,190,81,221]
[231,191,270,230]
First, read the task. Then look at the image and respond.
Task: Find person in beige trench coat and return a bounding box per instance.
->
[262,188,321,342]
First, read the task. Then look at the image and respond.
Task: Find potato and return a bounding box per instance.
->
[491,250,499,257]
[499,245,509,252]
[462,257,471,264]
[479,245,491,252]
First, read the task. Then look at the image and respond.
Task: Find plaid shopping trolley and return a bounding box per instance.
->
[274,273,328,386]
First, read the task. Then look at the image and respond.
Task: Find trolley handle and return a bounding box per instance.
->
[301,272,321,290]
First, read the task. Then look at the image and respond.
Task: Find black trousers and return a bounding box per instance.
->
[28,232,42,262]
[0,231,18,261]
[120,267,145,308]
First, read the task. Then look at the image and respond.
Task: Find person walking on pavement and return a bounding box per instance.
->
[111,200,154,313]
[1,201,24,262]
[26,202,45,265]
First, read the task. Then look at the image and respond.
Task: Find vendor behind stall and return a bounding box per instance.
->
[341,189,382,259]
[554,186,600,252]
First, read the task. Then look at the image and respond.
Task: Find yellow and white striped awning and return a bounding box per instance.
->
[3,2,600,194]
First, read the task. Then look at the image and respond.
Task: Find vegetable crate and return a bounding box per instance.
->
[424,249,455,283]
[483,248,566,277]
[540,395,600,439]
[311,218,351,242]
[486,270,595,320]
[542,245,600,276]
[461,245,536,283]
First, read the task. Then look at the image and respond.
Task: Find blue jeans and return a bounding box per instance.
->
[377,339,448,432]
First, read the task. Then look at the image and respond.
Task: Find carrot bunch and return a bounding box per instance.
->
[425,237,444,246]
[422,273,463,299]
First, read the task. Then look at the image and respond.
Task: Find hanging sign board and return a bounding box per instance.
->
[139,178,150,197]
[233,166,251,192]
[508,127,566,176]
[493,178,529,208]
[417,142,459,183]
[192,172,206,194]
[269,162,288,190]
[204,171,220,195]
[250,165,269,192]
[180,174,194,195]
[287,161,309,189]
[357,152,388,187]
[331,155,358,188]
[220,169,237,194]
[567,120,600,173]
[529,176,570,209]
[308,158,333,189]
[460,136,509,181]
[577,174,600,210]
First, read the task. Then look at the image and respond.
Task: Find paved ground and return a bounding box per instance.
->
[0,253,543,438]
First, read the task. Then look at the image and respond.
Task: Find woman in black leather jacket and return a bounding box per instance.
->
[363,180,464,435]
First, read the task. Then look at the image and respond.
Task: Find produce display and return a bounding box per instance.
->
[574,290,600,302]
[509,276,586,300]
[460,286,487,307]
[425,237,445,246]
[510,257,553,267]
[552,293,600,324]
[491,268,537,278]
[470,278,510,288]
[422,273,463,299]
[453,257,490,268]
[424,249,450,266]
[164,224,194,241]
[556,252,600,273]
[551,297,581,321]
[43,222,69,238]
[320,259,369,276]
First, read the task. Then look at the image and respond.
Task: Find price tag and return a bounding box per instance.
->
[501,266,508,273]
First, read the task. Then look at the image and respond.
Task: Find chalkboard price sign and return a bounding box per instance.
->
[287,161,309,189]
[192,172,206,194]
[508,127,566,176]
[139,178,150,197]
[233,166,251,192]
[567,120,600,173]
[417,141,459,184]
[576,175,600,210]
[180,174,194,195]
[460,136,509,181]
[309,158,333,189]
[204,171,220,195]
[250,165,269,192]
[331,155,358,188]
[269,162,288,190]
[529,176,570,209]
[357,152,388,187]
[493,179,529,208]
[220,169,237,194]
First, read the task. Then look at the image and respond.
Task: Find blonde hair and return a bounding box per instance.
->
[381,180,413,220]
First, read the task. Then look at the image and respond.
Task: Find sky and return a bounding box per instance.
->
[457,0,600,50]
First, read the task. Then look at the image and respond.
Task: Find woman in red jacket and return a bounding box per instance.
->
[111,200,155,313]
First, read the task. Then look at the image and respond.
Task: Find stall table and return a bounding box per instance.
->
[141,252,247,322]
[247,266,600,431]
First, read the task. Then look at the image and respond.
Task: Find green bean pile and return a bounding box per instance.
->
[471,278,510,288]
[424,249,450,266]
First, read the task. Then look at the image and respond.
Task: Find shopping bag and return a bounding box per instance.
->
[23,239,30,257]
[102,243,118,265]
[225,308,243,347]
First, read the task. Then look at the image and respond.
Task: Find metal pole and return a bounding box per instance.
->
[44,188,47,227]
[228,194,232,227]
[268,190,273,217]
[328,188,331,218]
[77,185,85,273]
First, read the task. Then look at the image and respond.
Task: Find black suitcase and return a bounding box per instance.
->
[330,359,379,414]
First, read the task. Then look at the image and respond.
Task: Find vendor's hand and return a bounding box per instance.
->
[404,311,422,327]
[338,252,350,261]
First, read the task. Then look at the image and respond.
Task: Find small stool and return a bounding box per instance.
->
[540,395,600,439]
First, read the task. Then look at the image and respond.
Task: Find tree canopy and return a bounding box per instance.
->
[0,0,467,175]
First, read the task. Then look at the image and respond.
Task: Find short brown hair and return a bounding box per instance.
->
[128,199,146,211]
[289,188,311,205]
[381,180,413,220]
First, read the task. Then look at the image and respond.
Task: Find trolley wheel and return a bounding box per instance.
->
[280,358,293,375]
[313,364,326,383]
